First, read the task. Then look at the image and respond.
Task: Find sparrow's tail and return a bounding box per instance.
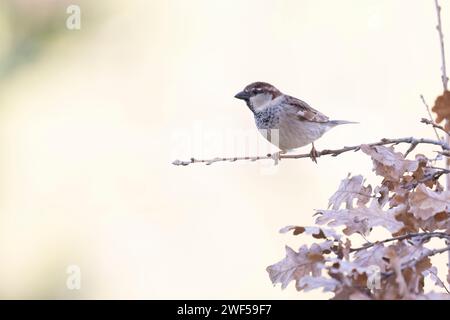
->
[329,120,359,126]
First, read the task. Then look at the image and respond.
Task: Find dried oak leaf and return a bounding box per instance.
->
[375,184,390,207]
[328,259,379,298]
[266,244,326,290]
[409,184,450,220]
[315,202,405,236]
[403,259,429,294]
[353,244,387,272]
[379,243,431,299]
[328,174,372,210]
[360,145,419,182]
[390,241,431,267]
[393,211,420,236]
[385,247,408,298]
[420,211,450,232]
[432,90,450,131]
[330,238,351,260]
[407,155,438,189]
[279,225,341,240]
[297,276,341,293]
[423,266,445,289]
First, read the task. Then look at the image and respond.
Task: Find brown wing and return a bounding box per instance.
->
[284,95,329,123]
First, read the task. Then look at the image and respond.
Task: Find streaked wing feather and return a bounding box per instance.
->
[285,95,329,123]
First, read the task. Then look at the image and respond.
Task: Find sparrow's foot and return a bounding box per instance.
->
[309,144,319,164]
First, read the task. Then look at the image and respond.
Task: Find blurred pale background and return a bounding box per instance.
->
[0,0,448,299]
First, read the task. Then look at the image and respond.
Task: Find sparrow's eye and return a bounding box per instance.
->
[252,88,261,95]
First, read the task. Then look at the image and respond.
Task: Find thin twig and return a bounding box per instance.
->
[350,232,450,252]
[428,166,450,172]
[405,167,450,189]
[435,0,448,91]
[428,268,450,294]
[420,94,443,140]
[419,167,450,181]
[421,118,450,137]
[172,137,450,166]
[437,150,450,157]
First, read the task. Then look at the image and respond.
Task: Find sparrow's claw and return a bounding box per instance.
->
[309,144,319,164]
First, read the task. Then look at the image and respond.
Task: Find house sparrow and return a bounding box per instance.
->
[234,82,356,162]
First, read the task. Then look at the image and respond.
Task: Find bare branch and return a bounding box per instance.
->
[435,0,448,91]
[351,232,450,252]
[427,166,450,173]
[421,117,450,137]
[404,140,419,157]
[437,150,450,157]
[172,137,450,166]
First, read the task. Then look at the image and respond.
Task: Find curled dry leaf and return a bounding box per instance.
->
[409,184,450,220]
[390,184,409,209]
[266,244,325,290]
[329,238,351,260]
[432,90,450,131]
[316,202,405,236]
[375,185,390,207]
[419,211,450,232]
[423,266,444,289]
[360,145,419,181]
[328,174,372,210]
[407,155,441,189]
[279,225,341,240]
[353,244,387,272]
[379,244,432,299]
[385,247,408,297]
[393,211,421,235]
[394,241,431,265]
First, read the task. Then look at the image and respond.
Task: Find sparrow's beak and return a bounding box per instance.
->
[234,91,250,100]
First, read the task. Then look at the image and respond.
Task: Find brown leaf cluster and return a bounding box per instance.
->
[268,144,450,299]
[328,174,372,210]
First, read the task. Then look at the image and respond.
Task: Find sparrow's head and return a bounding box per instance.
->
[234,82,282,112]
